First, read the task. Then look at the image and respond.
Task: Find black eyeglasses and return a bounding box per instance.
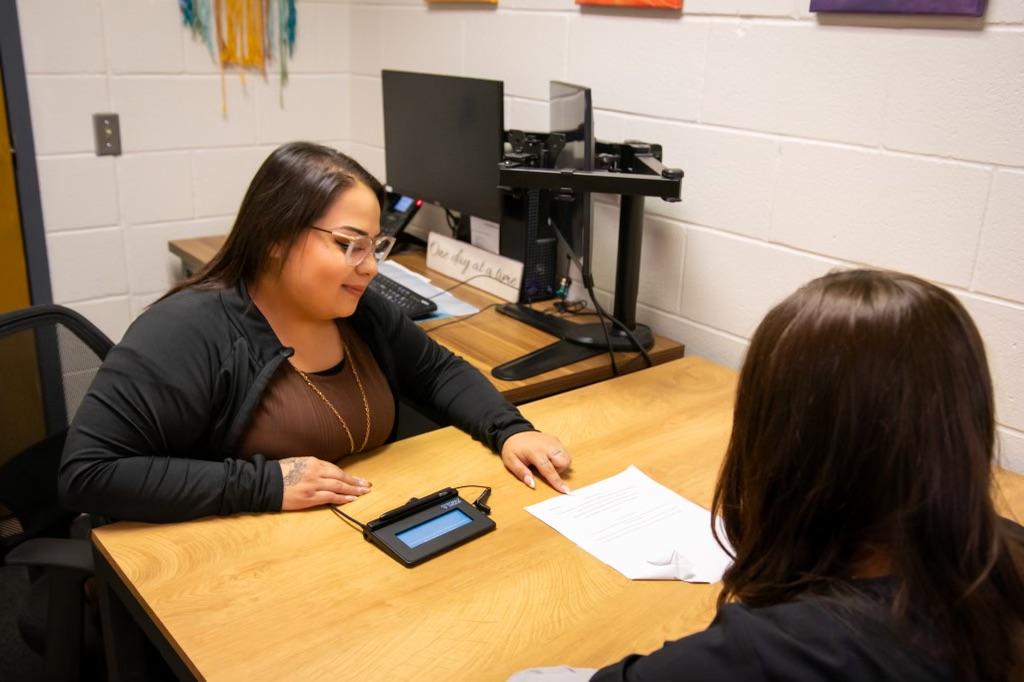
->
[310,226,396,266]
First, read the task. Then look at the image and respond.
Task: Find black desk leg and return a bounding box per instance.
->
[95,575,147,682]
[44,568,86,681]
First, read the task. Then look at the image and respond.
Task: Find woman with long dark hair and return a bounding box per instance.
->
[59,142,571,522]
[516,269,1024,681]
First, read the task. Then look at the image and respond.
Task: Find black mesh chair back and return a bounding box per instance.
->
[0,305,113,681]
[0,305,113,557]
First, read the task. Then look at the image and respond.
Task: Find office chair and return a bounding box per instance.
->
[0,304,114,681]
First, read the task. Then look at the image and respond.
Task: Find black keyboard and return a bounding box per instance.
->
[368,274,438,320]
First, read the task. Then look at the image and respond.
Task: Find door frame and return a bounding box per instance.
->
[0,0,51,306]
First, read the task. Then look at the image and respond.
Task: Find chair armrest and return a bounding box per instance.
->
[5,537,94,574]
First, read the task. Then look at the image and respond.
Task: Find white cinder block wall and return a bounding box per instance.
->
[352,0,1024,473]
[17,0,1024,471]
[15,0,352,334]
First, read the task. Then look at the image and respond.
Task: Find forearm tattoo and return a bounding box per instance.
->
[281,458,307,486]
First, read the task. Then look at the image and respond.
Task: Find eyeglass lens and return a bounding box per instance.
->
[338,233,393,265]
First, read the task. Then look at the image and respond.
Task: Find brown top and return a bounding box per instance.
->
[238,320,395,462]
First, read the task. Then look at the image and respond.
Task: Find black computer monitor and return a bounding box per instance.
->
[549,81,594,265]
[381,70,505,224]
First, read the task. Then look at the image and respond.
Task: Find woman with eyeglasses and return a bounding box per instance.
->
[59,142,571,523]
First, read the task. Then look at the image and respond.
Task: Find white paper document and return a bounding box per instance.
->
[378,260,478,318]
[470,216,501,254]
[525,466,733,583]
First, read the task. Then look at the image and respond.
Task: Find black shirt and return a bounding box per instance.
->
[592,581,952,682]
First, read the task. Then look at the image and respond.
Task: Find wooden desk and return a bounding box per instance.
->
[92,358,1024,681]
[168,235,685,404]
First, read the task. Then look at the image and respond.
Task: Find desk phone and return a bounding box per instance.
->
[381,192,421,237]
[373,192,437,319]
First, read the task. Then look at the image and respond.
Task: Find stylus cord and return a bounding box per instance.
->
[456,485,493,514]
[328,484,494,532]
[330,505,366,531]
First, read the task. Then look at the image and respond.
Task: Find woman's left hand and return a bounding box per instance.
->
[500,431,572,494]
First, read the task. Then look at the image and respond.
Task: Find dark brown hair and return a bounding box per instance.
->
[165,142,385,298]
[711,269,1024,681]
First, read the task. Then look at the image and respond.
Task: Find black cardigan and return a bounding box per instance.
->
[592,581,952,682]
[58,284,535,522]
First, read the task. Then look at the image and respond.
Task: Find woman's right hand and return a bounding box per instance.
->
[278,456,372,511]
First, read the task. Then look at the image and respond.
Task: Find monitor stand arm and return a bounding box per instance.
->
[492,145,682,381]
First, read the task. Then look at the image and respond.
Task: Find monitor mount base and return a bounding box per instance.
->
[491,304,654,381]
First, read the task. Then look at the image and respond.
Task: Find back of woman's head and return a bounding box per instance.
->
[167,142,384,296]
[711,268,1024,680]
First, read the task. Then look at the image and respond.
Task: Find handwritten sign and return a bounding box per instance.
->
[426,232,523,303]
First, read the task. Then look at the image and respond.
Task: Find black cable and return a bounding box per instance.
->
[329,485,493,533]
[409,228,646,373]
[549,225,655,371]
[455,485,493,515]
[586,281,619,376]
[424,303,499,335]
[425,273,518,300]
[329,504,366,531]
[419,270,535,336]
[582,285,652,369]
[601,302,653,368]
[444,209,459,237]
[548,229,617,373]
[553,300,587,315]
[570,236,651,368]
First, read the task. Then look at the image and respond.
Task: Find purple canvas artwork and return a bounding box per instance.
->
[809,0,985,14]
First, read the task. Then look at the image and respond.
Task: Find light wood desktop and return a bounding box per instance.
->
[168,235,686,404]
[92,357,1024,681]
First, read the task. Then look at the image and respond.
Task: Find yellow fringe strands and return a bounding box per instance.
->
[179,0,297,113]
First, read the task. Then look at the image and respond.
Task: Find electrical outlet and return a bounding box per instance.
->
[92,113,121,156]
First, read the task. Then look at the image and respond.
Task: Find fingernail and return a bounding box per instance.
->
[524,473,536,489]
[356,478,369,486]
[561,484,571,494]
[343,495,357,502]
[357,487,370,494]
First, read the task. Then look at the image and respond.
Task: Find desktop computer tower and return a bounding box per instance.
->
[499,188,556,303]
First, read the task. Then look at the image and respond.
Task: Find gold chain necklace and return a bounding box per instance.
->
[293,341,372,452]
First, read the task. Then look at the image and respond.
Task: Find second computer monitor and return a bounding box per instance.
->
[549,80,594,265]
[381,70,505,224]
